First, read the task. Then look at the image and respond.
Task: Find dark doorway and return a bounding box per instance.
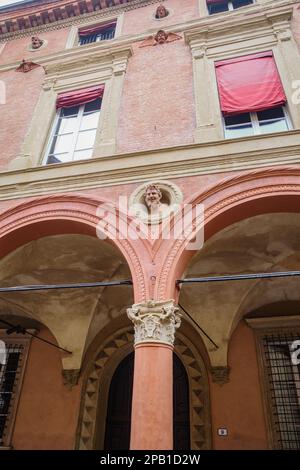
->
[104,351,190,450]
[104,352,134,450]
[173,353,191,450]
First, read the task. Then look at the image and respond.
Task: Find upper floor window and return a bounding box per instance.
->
[207,0,253,15]
[45,85,104,165]
[215,51,291,139]
[223,107,290,138]
[78,21,116,45]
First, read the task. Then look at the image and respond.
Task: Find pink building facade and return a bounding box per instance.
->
[0,0,299,450]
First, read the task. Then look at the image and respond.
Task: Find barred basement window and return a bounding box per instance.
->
[261,332,300,449]
[0,336,30,447]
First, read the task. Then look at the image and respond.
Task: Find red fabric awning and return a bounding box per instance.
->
[78,22,116,37]
[215,52,286,116]
[56,85,105,109]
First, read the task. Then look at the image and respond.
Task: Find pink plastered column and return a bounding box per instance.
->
[127,300,181,450]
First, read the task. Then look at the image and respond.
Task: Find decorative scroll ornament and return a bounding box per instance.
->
[127,300,181,346]
[140,30,181,47]
[15,59,41,73]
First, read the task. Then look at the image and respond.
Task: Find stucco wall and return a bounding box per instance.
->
[210,320,268,450]
[12,328,81,450]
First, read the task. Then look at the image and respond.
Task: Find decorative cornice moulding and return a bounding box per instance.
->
[0,0,161,41]
[1,130,300,201]
[185,2,294,52]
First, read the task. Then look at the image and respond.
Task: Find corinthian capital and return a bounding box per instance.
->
[127,300,181,346]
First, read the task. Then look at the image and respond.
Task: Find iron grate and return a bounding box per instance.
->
[263,332,300,449]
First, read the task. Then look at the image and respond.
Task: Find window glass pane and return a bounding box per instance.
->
[259,119,288,134]
[208,2,229,14]
[224,113,251,126]
[49,153,73,164]
[80,112,100,131]
[61,106,80,117]
[73,149,93,160]
[75,130,97,150]
[50,133,74,154]
[58,115,78,134]
[47,154,69,164]
[84,98,102,113]
[232,0,253,8]
[257,107,285,121]
[225,124,253,138]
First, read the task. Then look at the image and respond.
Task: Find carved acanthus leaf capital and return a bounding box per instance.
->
[127,300,181,346]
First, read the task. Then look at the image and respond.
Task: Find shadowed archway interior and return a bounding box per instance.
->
[103,351,191,450]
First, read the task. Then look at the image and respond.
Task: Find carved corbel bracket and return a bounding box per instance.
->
[62,369,80,389]
[211,366,230,385]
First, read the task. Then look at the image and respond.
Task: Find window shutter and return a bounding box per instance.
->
[215,52,286,116]
[78,22,116,38]
[56,85,105,109]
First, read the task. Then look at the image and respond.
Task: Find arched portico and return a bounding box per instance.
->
[0,193,151,303]
[0,194,153,374]
[154,166,300,301]
[149,167,300,373]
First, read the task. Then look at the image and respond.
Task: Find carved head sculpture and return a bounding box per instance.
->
[155,4,168,19]
[31,36,43,49]
[144,184,163,212]
[155,29,168,44]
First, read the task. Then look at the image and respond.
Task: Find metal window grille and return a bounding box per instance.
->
[0,343,24,446]
[262,332,300,449]
[79,27,115,45]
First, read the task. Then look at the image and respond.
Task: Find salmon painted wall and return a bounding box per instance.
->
[209,321,268,450]
[12,328,81,449]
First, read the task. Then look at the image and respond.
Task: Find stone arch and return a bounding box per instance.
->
[175,331,212,450]
[0,193,150,302]
[233,276,300,334]
[154,166,300,300]
[76,324,212,450]
[76,326,134,450]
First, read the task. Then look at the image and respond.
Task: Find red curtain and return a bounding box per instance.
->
[56,85,105,109]
[78,22,116,37]
[215,52,286,116]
